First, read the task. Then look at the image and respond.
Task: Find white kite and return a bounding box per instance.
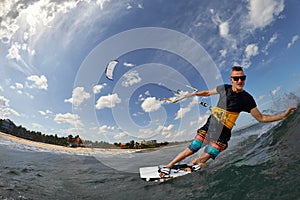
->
[105,60,119,80]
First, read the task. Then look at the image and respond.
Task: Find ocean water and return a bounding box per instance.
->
[1,109,299,200]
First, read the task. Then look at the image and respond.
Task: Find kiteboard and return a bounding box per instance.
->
[139,164,201,182]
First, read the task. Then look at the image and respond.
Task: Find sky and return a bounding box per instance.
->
[0,0,299,143]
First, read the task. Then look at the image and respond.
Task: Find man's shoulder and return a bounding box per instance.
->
[241,90,254,98]
[217,84,232,91]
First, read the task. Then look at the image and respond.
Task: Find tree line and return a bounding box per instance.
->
[0,119,111,148]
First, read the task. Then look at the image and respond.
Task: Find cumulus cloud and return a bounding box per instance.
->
[141,97,162,113]
[0,108,20,118]
[245,44,259,58]
[95,93,121,110]
[99,125,115,132]
[0,96,20,118]
[262,33,278,55]
[31,123,43,130]
[219,49,227,57]
[114,132,130,140]
[6,42,22,61]
[157,124,174,138]
[65,87,91,107]
[0,96,10,107]
[271,86,281,96]
[1,0,121,75]
[219,21,229,38]
[248,0,284,29]
[174,97,198,120]
[38,109,52,116]
[10,82,24,94]
[123,62,135,67]
[26,75,48,90]
[287,35,299,48]
[122,70,141,87]
[54,112,83,127]
[93,83,106,94]
[242,43,259,68]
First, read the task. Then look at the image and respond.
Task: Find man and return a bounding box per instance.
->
[159,66,296,177]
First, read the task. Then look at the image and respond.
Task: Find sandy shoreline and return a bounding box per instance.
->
[0,131,141,154]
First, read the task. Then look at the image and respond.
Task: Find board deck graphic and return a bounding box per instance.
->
[139,164,199,182]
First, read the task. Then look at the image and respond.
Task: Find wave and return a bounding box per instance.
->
[197,107,300,199]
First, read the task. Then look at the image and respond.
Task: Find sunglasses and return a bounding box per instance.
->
[231,75,246,81]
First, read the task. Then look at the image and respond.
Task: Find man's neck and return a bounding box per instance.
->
[232,86,244,93]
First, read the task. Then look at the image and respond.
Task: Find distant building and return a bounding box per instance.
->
[68,135,84,148]
[1,119,16,133]
[141,140,157,145]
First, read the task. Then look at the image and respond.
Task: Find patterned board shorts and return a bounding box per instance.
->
[188,129,228,159]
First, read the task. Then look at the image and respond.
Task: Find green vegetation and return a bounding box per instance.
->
[0,119,109,148]
[114,140,169,149]
[0,118,190,149]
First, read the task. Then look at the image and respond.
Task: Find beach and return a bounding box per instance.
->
[0,131,139,155]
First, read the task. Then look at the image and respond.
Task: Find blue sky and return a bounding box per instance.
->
[0,0,299,143]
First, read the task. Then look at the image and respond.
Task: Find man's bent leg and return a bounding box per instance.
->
[165,148,194,168]
[191,153,211,167]
[160,148,194,177]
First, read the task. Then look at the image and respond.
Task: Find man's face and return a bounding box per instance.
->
[230,70,246,92]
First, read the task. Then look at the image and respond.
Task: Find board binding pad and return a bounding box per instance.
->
[139,164,200,182]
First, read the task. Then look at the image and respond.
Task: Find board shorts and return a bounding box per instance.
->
[188,117,229,159]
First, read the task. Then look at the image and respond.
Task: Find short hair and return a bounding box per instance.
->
[232,66,244,72]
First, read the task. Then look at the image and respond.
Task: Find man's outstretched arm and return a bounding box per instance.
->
[172,88,218,103]
[185,88,218,98]
[250,107,296,123]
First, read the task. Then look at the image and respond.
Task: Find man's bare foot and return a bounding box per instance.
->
[192,158,208,169]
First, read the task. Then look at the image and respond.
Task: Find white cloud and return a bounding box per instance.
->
[0,108,20,118]
[31,123,43,130]
[141,97,162,113]
[114,132,130,140]
[123,62,135,67]
[99,125,115,132]
[6,42,22,61]
[174,97,198,120]
[26,75,48,90]
[0,96,10,107]
[65,87,91,107]
[219,49,227,57]
[287,35,299,48]
[263,33,278,55]
[38,109,52,116]
[93,83,106,94]
[10,82,24,94]
[0,86,3,92]
[96,0,111,9]
[137,3,143,9]
[242,43,259,68]
[15,83,24,89]
[248,0,284,29]
[54,112,83,127]
[0,96,20,118]
[198,114,209,127]
[122,70,141,87]
[157,124,174,138]
[219,21,229,38]
[95,93,121,110]
[245,44,259,58]
[257,95,266,103]
[271,86,281,96]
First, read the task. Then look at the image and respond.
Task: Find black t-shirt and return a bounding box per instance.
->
[202,84,257,143]
[216,84,256,113]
